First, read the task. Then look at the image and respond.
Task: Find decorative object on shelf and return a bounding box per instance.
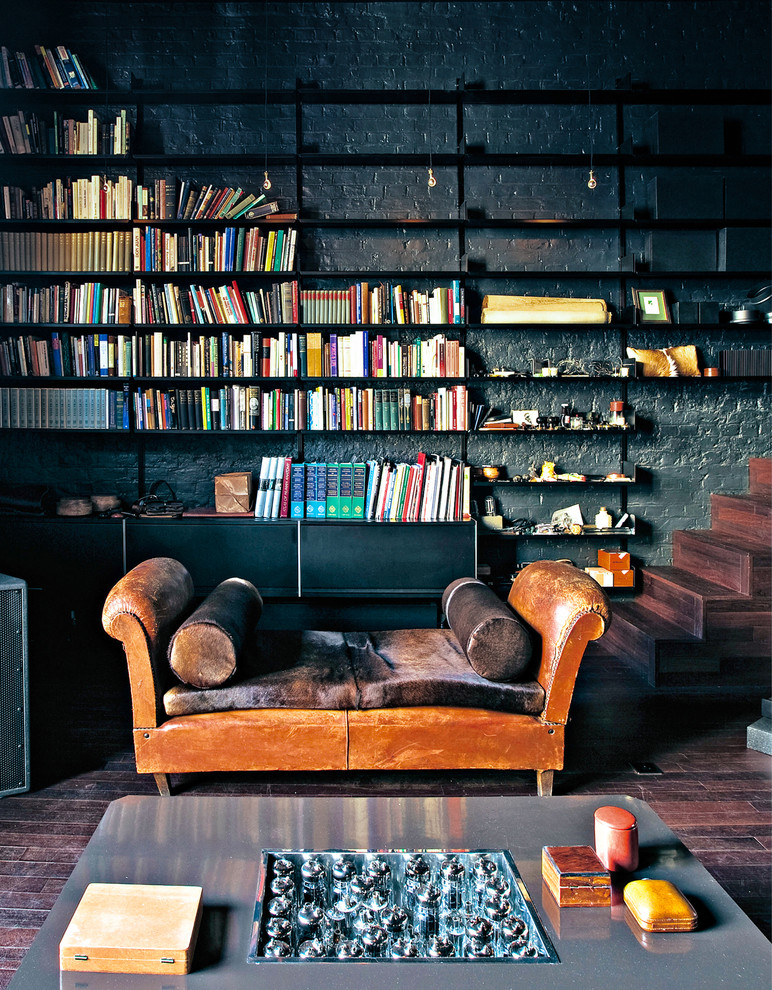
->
[626,345,700,377]
[594,506,613,529]
[551,503,584,532]
[130,480,184,518]
[481,295,612,324]
[90,494,121,515]
[481,465,501,480]
[632,287,671,323]
[214,472,253,513]
[56,495,92,517]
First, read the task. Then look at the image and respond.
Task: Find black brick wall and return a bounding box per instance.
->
[1,1,770,568]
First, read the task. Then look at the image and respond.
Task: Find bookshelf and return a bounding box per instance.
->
[0,80,769,588]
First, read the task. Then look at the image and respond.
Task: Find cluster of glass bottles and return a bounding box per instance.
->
[251,849,555,962]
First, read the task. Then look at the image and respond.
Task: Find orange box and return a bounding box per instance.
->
[612,568,635,588]
[598,549,630,571]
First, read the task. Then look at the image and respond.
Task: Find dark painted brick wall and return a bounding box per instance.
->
[1,1,770,569]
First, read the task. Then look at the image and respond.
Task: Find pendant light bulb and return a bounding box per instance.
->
[262,171,272,191]
[587,169,597,190]
[427,167,436,189]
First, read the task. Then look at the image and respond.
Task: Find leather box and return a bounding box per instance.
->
[597,549,630,571]
[542,846,611,907]
[59,883,203,974]
[624,879,698,933]
[214,472,253,513]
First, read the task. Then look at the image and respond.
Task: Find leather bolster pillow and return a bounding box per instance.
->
[442,577,533,682]
[168,578,263,688]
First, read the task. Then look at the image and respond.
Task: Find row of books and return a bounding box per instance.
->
[130,383,468,432]
[174,182,281,222]
[0,230,133,272]
[1,282,131,326]
[300,281,464,325]
[0,328,467,382]
[132,226,296,273]
[252,455,471,522]
[0,45,96,91]
[137,183,287,223]
[132,279,298,327]
[718,349,771,377]
[1,175,134,220]
[0,386,128,431]
[0,109,129,156]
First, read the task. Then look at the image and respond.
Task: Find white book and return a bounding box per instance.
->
[253,455,271,517]
[270,456,284,518]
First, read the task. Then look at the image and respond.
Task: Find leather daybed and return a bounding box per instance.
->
[102,556,611,797]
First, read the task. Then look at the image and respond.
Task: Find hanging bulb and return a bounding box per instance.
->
[587,169,597,190]
[427,167,436,189]
[262,170,272,191]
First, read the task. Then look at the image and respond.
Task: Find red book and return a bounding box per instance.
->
[228,281,249,323]
[279,456,292,517]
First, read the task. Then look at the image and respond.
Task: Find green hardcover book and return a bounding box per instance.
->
[352,461,366,518]
[325,462,340,518]
[389,388,399,430]
[374,389,383,430]
[338,462,353,518]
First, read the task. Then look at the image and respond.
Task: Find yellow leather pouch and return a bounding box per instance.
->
[623,879,698,932]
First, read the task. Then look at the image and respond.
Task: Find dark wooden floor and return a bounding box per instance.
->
[0,647,769,987]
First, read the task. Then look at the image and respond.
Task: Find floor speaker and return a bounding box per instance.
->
[0,574,29,797]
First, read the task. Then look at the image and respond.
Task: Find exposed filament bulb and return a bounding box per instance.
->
[262,171,272,191]
[587,169,597,190]
[427,167,437,188]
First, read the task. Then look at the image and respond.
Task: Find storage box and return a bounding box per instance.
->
[624,879,698,932]
[585,566,614,588]
[214,472,253,513]
[598,549,630,571]
[60,883,203,975]
[542,846,611,907]
[647,175,723,220]
[647,108,724,155]
[718,227,772,272]
[612,568,635,588]
[647,231,716,272]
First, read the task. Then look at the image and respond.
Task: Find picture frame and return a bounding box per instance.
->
[633,288,671,323]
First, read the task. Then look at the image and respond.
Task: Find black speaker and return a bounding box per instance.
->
[0,574,29,797]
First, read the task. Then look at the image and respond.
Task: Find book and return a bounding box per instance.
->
[338,462,353,519]
[254,455,271,517]
[290,461,305,518]
[325,462,340,518]
[352,462,367,519]
[313,462,327,517]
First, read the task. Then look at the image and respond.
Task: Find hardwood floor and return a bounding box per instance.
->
[0,648,769,986]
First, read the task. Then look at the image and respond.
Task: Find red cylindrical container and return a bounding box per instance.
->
[594,805,639,872]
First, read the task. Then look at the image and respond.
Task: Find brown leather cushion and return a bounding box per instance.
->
[442,577,534,681]
[168,578,263,688]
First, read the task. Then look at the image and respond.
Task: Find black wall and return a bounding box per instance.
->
[1,1,770,568]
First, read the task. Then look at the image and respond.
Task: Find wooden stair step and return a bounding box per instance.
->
[711,493,771,542]
[749,457,772,496]
[596,601,703,685]
[673,529,771,597]
[637,565,763,637]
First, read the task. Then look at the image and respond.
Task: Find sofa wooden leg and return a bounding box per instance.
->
[536,770,554,797]
[153,773,172,797]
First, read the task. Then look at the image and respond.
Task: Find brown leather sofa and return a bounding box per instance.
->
[102,556,611,797]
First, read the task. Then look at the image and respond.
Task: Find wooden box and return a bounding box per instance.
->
[59,883,203,975]
[597,549,630,571]
[542,846,611,907]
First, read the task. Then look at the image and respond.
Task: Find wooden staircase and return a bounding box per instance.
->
[596,458,771,686]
